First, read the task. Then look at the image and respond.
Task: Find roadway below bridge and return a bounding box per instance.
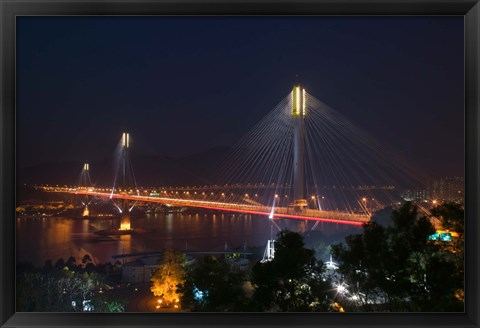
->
[48,188,370,226]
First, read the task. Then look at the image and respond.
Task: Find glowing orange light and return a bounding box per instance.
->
[82,206,89,217]
[436,230,459,237]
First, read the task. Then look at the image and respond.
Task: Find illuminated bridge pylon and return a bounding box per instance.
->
[291,84,308,212]
[78,163,92,217]
[113,131,137,231]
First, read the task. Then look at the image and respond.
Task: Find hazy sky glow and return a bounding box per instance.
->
[17,16,464,177]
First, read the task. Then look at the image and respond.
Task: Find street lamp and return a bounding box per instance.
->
[335,282,348,296]
[362,197,368,213]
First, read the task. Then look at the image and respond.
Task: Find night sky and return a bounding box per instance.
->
[17,16,464,177]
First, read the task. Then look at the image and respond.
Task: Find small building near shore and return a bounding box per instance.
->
[228,258,250,272]
[122,256,160,284]
[121,255,196,284]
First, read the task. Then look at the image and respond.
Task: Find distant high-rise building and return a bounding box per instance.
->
[428,176,464,203]
[400,189,429,202]
[400,176,463,204]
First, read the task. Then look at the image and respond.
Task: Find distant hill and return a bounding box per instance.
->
[177,145,231,184]
[17,146,231,187]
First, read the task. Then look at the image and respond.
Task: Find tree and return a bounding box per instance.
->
[16,259,125,312]
[179,256,247,311]
[430,202,464,303]
[66,256,77,270]
[332,222,393,311]
[332,202,463,312]
[251,230,333,312]
[54,258,66,270]
[431,202,464,274]
[150,249,187,306]
[91,298,127,312]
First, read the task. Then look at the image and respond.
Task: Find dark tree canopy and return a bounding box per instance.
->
[332,201,463,312]
[251,230,333,312]
[179,256,246,311]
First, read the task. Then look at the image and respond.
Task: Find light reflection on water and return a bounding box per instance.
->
[16,212,357,266]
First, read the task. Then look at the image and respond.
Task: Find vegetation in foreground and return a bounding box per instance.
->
[17,201,464,312]
[17,255,126,312]
[151,202,464,312]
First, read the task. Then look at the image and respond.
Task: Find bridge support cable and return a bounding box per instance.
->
[304,94,432,212]
[270,218,282,232]
[210,95,294,207]
[309,220,321,232]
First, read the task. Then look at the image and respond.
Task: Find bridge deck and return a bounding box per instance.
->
[50,188,370,226]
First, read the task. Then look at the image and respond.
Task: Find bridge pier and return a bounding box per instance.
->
[120,199,131,231]
[82,205,89,217]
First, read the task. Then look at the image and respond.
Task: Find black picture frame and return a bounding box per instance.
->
[1,1,478,327]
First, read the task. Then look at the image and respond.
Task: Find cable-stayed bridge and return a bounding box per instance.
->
[43,84,428,233]
[48,187,369,226]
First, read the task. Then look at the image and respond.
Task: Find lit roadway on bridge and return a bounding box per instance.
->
[47,187,370,226]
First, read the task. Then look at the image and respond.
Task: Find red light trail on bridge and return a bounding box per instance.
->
[54,189,369,227]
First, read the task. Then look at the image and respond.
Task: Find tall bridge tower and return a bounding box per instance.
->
[292,85,308,211]
[81,163,91,216]
[120,132,132,230]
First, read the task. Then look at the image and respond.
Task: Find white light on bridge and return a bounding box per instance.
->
[296,87,300,114]
[302,88,306,114]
